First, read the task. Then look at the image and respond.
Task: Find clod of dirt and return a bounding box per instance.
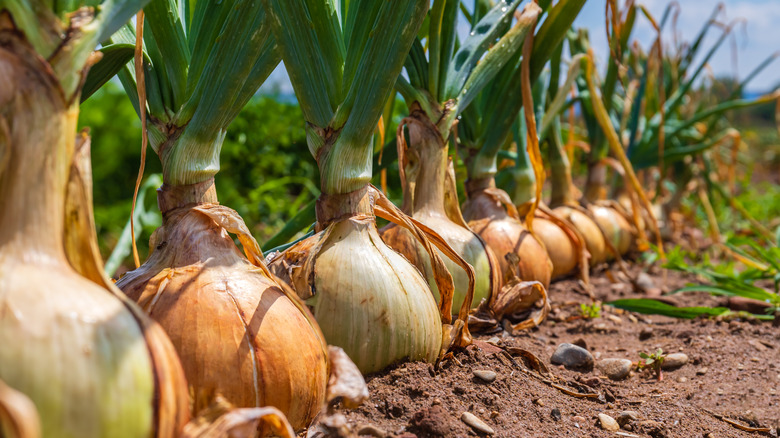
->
[616,410,640,426]
[598,413,620,431]
[408,405,455,437]
[661,353,689,370]
[596,358,633,380]
[634,420,669,438]
[639,327,654,340]
[461,411,495,435]
[472,369,497,383]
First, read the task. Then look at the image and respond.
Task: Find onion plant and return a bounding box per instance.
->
[0,1,191,436]
[110,0,329,428]
[497,52,591,280]
[457,0,585,290]
[382,0,538,318]
[263,0,476,374]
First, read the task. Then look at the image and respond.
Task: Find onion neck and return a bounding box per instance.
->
[548,124,576,207]
[584,161,606,202]
[465,176,496,198]
[0,42,76,265]
[315,185,373,230]
[405,110,449,217]
[157,178,219,217]
[509,147,536,206]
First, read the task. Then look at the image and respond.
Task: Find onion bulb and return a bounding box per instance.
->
[553,205,609,266]
[381,114,497,313]
[269,185,472,374]
[588,204,633,256]
[462,183,553,291]
[533,217,577,278]
[117,180,328,429]
[0,29,189,437]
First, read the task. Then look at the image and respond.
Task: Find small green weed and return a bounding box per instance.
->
[637,348,666,381]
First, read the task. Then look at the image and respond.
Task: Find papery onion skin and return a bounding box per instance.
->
[463,189,552,290]
[533,217,578,279]
[117,197,328,430]
[382,218,493,313]
[553,206,608,266]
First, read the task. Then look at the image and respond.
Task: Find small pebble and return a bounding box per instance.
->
[628,314,638,324]
[677,377,687,383]
[461,412,494,435]
[473,369,497,383]
[639,328,653,341]
[716,388,724,395]
[705,335,713,342]
[607,314,623,324]
[487,337,501,345]
[696,367,708,376]
[550,408,562,421]
[598,413,620,431]
[572,415,586,424]
[661,353,689,370]
[550,343,594,371]
[533,398,544,406]
[596,358,633,380]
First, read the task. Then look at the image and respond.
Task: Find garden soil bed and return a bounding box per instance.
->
[333,263,779,437]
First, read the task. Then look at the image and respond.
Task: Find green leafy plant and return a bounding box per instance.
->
[637,348,665,381]
[579,302,601,319]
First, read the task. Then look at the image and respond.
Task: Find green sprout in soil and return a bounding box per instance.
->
[637,348,666,381]
[579,302,602,319]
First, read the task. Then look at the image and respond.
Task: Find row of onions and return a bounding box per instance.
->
[2,0,777,436]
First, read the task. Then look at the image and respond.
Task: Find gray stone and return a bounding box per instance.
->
[473,369,497,383]
[598,413,620,431]
[596,358,633,380]
[550,343,594,370]
[662,353,689,370]
[461,412,494,435]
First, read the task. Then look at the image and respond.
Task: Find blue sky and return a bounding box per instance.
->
[260,0,779,95]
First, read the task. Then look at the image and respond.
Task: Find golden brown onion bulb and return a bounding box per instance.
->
[463,188,552,290]
[589,204,633,256]
[553,206,609,266]
[533,217,578,279]
[117,184,328,430]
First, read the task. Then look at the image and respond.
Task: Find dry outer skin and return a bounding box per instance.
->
[338,265,779,437]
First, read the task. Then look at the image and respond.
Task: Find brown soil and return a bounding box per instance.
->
[337,263,780,437]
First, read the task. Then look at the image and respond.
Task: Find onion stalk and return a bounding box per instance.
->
[111,1,328,427]
[262,0,475,374]
[0,4,191,436]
